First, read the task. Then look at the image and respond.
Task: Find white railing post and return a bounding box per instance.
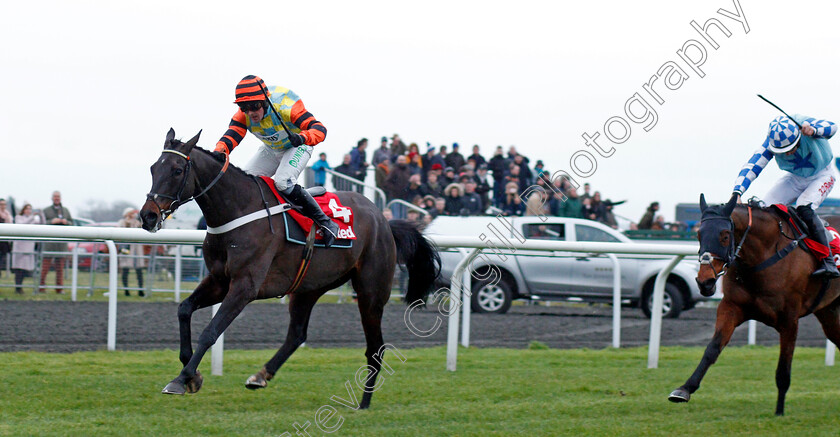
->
[459,248,472,348]
[647,255,684,369]
[447,248,481,371]
[607,254,621,348]
[826,340,835,366]
[174,249,182,302]
[71,245,79,302]
[211,303,224,376]
[748,320,756,345]
[105,240,118,351]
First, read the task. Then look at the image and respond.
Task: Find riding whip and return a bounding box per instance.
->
[757,94,802,129]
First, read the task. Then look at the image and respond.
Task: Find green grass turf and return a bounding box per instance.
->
[1,346,839,436]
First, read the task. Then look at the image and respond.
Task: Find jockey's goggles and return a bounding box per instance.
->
[238,101,264,113]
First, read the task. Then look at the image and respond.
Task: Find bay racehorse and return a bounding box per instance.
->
[669,193,840,415]
[139,129,440,409]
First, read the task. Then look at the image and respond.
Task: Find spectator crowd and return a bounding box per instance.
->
[318,134,680,230]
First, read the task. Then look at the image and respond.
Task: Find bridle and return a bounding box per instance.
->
[699,206,752,278]
[146,148,229,230]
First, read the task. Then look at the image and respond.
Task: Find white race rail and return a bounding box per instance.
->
[0,224,835,373]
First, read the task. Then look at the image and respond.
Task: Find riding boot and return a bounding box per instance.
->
[797,205,840,279]
[285,185,340,248]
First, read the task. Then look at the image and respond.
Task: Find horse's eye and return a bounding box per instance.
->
[174,168,183,176]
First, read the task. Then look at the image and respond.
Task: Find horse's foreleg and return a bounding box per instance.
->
[774,319,799,416]
[176,276,227,367]
[669,300,743,403]
[162,278,258,395]
[246,292,320,390]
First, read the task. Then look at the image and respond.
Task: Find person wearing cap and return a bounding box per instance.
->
[420,144,437,183]
[214,75,339,247]
[389,134,406,160]
[118,207,147,296]
[445,143,465,172]
[372,136,392,167]
[733,114,839,278]
[638,202,659,230]
[441,167,456,187]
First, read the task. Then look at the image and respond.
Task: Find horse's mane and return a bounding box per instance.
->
[168,139,250,178]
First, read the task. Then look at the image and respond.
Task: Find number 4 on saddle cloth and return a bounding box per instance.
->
[773,204,840,267]
[260,176,356,249]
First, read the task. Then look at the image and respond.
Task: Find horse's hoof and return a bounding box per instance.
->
[245,368,272,390]
[185,370,203,394]
[162,381,186,395]
[668,388,690,403]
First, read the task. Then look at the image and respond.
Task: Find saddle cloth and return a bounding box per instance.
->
[260,176,356,247]
[772,204,840,266]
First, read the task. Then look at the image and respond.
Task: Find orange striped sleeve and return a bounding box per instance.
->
[215,111,248,153]
[290,100,327,146]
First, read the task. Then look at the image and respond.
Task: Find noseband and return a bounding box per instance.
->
[699,206,752,278]
[146,149,229,229]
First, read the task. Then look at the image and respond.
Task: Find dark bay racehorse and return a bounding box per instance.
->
[139,129,440,409]
[669,193,840,415]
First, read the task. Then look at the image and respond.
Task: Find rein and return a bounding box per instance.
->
[146,149,230,230]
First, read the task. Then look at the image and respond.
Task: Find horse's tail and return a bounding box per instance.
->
[389,219,441,305]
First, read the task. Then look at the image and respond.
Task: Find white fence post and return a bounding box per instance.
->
[459,248,472,348]
[748,320,757,345]
[106,240,118,351]
[647,255,684,369]
[211,303,224,376]
[607,254,621,348]
[71,245,79,302]
[447,248,481,371]
[174,250,182,302]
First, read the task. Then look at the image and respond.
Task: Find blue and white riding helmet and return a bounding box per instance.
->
[766,116,801,153]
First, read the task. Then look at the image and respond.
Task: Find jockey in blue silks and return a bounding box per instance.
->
[733,114,840,278]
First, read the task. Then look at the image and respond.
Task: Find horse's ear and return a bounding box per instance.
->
[699,193,707,212]
[183,130,202,152]
[723,192,738,214]
[165,128,176,147]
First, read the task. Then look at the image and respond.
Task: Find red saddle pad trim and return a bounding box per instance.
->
[259,176,356,240]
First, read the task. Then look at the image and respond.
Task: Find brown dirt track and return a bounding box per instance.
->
[0,301,832,353]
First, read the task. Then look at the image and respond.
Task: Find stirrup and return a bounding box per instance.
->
[319,223,339,248]
[813,260,840,279]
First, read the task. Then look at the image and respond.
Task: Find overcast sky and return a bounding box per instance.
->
[3,0,839,223]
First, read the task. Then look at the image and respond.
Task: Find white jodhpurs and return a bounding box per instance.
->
[763,163,838,209]
[242,144,313,192]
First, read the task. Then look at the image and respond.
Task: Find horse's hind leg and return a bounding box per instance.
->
[814,300,840,347]
[247,291,321,389]
[353,269,393,410]
[773,317,799,416]
[669,299,744,403]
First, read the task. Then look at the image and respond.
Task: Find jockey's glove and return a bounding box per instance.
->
[289,134,306,147]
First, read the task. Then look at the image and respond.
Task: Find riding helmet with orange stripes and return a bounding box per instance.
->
[234,75,270,103]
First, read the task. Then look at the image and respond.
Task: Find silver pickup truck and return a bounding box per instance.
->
[424,216,710,318]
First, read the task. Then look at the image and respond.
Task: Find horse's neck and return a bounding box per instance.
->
[191,153,266,228]
[732,207,785,265]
